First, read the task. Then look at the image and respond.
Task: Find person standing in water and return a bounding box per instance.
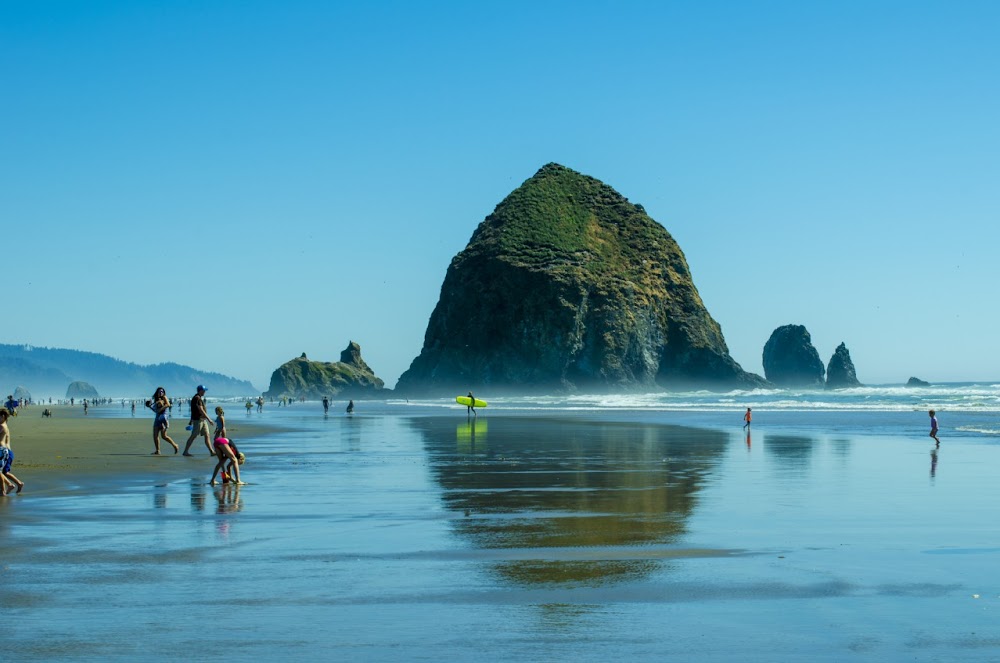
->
[466,392,477,417]
[346,400,354,414]
[929,410,940,446]
[743,407,752,430]
[323,396,330,414]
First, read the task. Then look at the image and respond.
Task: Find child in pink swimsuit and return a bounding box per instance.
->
[210,407,244,485]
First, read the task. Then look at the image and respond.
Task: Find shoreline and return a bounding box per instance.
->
[4,404,282,497]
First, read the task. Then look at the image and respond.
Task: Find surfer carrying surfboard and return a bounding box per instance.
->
[466,392,477,416]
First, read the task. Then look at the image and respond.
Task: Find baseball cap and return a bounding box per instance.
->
[197,385,207,392]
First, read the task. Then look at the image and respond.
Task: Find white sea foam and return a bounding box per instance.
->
[469,383,1000,413]
[956,426,1000,436]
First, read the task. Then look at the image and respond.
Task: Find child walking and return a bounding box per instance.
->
[929,410,940,446]
[0,407,24,495]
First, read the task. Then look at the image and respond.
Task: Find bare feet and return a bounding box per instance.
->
[16,482,23,493]
[151,451,161,455]
[210,480,217,486]
[183,453,193,457]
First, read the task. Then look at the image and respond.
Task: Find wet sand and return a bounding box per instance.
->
[5,404,276,495]
[4,406,1000,661]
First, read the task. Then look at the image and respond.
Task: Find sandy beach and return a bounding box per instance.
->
[4,404,275,496]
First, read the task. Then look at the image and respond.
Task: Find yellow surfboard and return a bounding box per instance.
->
[456,396,487,408]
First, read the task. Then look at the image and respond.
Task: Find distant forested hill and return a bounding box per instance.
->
[0,344,258,398]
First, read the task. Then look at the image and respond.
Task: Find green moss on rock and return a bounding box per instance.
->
[265,342,384,399]
[396,163,763,394]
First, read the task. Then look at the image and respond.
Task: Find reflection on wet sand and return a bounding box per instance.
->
[342,416,363,451]
[214,483,243,514]
[191,481,206,512]
[456,418,488,454]
[412,416,728,586]
[763,435,816,471]
[214,483,243,539]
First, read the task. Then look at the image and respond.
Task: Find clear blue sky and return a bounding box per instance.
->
[3,1,999,390]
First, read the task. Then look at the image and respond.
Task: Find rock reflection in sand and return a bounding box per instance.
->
[412,416,728,585]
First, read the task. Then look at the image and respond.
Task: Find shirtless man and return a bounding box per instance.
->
[182,385,214,456]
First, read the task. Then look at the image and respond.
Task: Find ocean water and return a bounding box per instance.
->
[4,385,1000,661]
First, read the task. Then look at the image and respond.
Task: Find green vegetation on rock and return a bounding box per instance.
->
[397,163,763,394]
[265,342,385,399]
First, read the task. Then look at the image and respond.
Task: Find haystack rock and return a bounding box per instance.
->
[264,342,385,399]
[66,381,99,399]
[906,377,931,387]
[762,325,825,388]
[825,342,862,389]
[395,163,764,394]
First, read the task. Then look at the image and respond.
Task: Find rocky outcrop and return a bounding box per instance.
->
[66,381,99,399]
[13,386,31,403]
[264,342,385,399]
[825,342,862,389]
[395,163,764,394]
[762,325,825,388]
[906,377,931,387]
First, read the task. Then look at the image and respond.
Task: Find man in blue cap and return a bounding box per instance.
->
[182,385,213,456]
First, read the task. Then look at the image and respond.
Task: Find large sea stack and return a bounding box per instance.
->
[825,342,862,389]
[762,325,825,388]
[66,381,99,399]
[265,342,385,399]
[395,163,763,394]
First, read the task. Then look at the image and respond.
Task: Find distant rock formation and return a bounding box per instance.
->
[265,342,385,399]
[906,377,931,387]
[66,381,99,399]
[395,163,764,394]
[825,343,862,389]
[762,325,825,388]
[13,386,32,403]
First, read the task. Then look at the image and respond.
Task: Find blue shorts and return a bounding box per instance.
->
[2,448,12,474]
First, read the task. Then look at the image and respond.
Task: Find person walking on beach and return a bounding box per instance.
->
[183,385,214,456]
[323,396,330,414]
[743,407,752,430]
[929,410,940,446]
[209,406,244,485]
[0,407,24,495]
[256,396,264,413]
[346,399,354,414]
[146,387,179,454]
[466,391,477,417]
